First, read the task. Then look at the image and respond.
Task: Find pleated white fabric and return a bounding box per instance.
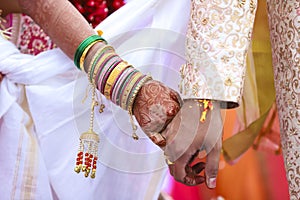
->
[0,0,190,199]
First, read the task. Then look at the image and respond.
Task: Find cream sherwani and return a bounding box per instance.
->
[181,0,300,199]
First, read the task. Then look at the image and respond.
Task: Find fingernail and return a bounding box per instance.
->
[207,178,216,188]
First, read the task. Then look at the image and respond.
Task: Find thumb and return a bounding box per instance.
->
[205,138,222,189]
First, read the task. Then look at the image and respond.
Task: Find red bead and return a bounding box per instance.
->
[74,3,85,14]
[112,0,125,10]
[87,0,95,7]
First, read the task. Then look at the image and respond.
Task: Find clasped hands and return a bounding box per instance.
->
[133,80,223,188]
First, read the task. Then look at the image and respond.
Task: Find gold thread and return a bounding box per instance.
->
[20,89,38,199]
[10,114,26,200]
[198,100,213,122]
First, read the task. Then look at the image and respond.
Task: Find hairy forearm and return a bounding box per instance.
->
[17,0,95,59]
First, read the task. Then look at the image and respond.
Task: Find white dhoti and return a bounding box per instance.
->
[0,0,190,199]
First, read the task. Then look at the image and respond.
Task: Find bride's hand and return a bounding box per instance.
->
[133,80,181,147]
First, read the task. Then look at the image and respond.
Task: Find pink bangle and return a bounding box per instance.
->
[124,74,144,110]
[109,64,131,99]
[100,59,122,94]
[95,55,120,89]
[117,68,138,107]
[111,67,134,105]
[96,55,120,92]
[120,70,142,110]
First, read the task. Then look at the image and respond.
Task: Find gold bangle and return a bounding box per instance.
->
[86,45,114,81]
[89,50,115,84]
[79,40,100,71]
[103,61,131,99]
[127,75,152,111]
[87,46,108,82]
[120,72,143,110]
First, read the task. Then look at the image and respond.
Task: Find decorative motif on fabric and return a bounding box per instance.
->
[267,1,300,199]
[180,0,257,107]
[10,14,56,55]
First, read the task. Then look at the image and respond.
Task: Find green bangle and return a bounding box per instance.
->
[74,35,107,70]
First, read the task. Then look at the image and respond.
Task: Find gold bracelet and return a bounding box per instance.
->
[87,46,109,82]
[120,72,143,110]
[127,75,152,111]
[79,40,100,71]
[89,50,115,84]
[86,45,114,82]
[103,61,131,99]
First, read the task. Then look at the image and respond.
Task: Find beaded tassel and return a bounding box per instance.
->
[74,84,100,178]
[199,100,213,122]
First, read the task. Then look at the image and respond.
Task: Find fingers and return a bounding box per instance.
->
[167,153,190,184]
[191,162,206,174]
[169,164,205,186]
[184,161,205,176]
[205,138,222,189]
[183,175,205,186]
[163,99,223,188]
[168,155,206,186]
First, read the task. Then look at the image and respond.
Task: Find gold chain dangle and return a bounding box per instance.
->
[74,84,101,178]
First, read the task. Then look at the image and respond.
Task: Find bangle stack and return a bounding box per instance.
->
[83,42,152,112]
[73,33,152,178]
[74,34,107,71]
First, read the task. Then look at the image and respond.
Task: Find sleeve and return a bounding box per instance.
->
[179,0,257,108]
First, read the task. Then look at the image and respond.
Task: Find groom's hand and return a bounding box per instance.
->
[161,99,223,188]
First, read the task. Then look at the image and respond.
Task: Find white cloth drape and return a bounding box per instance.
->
[0,0,190,199]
